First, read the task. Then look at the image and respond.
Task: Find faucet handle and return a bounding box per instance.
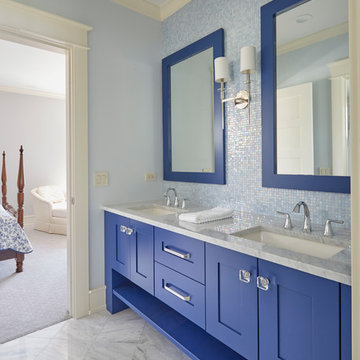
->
[276,211,293,230]
[174,196,179,208]
[163,193,171,207]
[181,198,190,209]
[324,219,344,236]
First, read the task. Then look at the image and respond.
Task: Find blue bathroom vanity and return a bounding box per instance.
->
[103,204,351,360]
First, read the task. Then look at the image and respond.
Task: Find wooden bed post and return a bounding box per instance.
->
[1,147,25,272]
[17,146,24,229]
[2,150,7,209]
[16,146,24,273]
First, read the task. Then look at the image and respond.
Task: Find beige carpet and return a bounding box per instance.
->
[0,225,69,344]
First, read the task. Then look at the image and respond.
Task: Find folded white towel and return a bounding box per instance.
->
[178,207,233,224]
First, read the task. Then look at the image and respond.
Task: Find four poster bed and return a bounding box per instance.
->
[0,146,32,272]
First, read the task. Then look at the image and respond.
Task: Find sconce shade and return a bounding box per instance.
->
[214,56,230,83]
[240,46,256,74]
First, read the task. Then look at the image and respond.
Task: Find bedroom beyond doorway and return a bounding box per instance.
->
[0,37,69,343]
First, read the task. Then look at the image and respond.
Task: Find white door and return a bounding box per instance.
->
[277,82,314,175]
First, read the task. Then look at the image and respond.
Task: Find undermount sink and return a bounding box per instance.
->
[129,204,182,217]
[232,228,345,259]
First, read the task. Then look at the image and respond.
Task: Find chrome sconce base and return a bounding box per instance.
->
[215,47,255,126]
[232,90,249,110]
[220,72,251,124]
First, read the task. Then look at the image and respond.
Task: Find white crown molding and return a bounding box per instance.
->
[160,0,191,21]
[111,0,160,21]
[328,58,350,78]
[277,22,348,55]
[0,85,66,99]
[111,0,190,21]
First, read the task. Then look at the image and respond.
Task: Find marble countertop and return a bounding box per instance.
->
[102,201,351,286]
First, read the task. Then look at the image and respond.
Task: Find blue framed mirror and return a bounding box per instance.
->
[162,28,225,184]
[261,0,350,193]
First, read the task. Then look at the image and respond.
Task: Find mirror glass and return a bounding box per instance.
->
[276,0,349,176]
[170,48,215,173]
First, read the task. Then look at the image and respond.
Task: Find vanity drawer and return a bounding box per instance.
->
[154,228,205,284]
[155,262,205,329]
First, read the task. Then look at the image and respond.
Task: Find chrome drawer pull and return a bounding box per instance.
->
[163,246,190,259]
[239,270,251,283]
[120,225,127,233]
[164,283,191,302]
[126,228,134,236]
[257,276,270,291]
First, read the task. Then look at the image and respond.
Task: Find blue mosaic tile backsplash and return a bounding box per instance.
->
[162,0,351,228]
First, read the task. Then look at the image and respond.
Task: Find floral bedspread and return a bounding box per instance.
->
[0,205,33,254]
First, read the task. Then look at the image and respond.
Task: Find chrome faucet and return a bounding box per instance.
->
[293,201,311,232]
[163,187,179,207]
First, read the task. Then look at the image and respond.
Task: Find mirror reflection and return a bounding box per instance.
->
[276,0,349,176]
[170,48,215,173]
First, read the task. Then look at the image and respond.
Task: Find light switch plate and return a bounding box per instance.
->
[94,172,109,187]
[144,172,157,181]
[319,167,332,176]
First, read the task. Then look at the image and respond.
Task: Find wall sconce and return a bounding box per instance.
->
[214,46,256,124]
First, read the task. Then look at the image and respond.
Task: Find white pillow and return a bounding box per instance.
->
[37,185,65,203]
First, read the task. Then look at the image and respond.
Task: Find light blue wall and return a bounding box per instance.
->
[162,0,350,227]
[14,0,163,289]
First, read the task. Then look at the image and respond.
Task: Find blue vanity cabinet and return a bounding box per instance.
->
[105,213,351,360]
[105,211,131,314]
[258,259,340,360]
[129,219,154,295]
[155,228,205,284]
[103,213,154,289]
[341,284,352,360]
[155,262,206,329]
[105,211,131,278]
[206,244,259,360]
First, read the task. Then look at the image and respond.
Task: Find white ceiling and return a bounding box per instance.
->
[277,0,348,46]
[111,0,191,21]
[0,39,66,97]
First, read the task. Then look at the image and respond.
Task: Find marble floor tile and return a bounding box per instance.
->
[0,337,49,359]
[0,309,190,360]
[26,320,67,340]
[133,323,191,360]
[36,337,92,360]
[84,309,146,360]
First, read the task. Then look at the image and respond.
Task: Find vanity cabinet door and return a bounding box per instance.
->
[258,260,340,360]
[105,211,131,314]
[341,284,352,360]
[105,212,131,278]
[206,243,258,360]
[129,219,154,295]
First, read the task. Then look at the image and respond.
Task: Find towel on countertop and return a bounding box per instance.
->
[178,207,233,224]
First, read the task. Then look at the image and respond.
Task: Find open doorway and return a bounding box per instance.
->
[0,37,69,343]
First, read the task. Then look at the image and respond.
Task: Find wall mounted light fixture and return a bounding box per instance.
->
[214,46,256,124]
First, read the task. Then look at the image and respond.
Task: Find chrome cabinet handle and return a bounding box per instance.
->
[257,276,270,291]
[163,246,190,259]
[239,270,251,283]
[125,228,134,236]
[120,225,127,233]
[164,283,191,302]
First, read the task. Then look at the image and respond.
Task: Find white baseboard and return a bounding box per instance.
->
[89,286,106,314]
[24,215,35,226]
